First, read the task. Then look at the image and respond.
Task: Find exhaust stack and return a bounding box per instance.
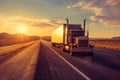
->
[83,19,86,31]
[66,18,69,25]
[83,19,86,36]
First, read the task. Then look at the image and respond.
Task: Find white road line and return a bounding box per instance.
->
[44,42,91,80]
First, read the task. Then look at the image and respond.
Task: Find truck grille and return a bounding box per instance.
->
[78,40,88,47]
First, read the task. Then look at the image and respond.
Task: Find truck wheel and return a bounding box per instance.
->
[63,48,66,52]
[88,52,93,56]
[52,43,56,47]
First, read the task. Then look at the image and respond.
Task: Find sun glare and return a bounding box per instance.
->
[17,26,27,34]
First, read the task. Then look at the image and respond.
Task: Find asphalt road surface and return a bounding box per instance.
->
[0,40,40,80]
[0,40,120,80]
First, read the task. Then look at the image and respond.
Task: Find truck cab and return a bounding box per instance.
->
[51,18,94,56]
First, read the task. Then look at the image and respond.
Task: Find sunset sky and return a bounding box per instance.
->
[0,0,120,38]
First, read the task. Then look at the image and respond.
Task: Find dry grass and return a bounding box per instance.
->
[90,40,120,52]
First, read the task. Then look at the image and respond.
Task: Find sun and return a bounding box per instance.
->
[17,26,27,34]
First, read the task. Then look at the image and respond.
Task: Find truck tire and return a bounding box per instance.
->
[52,43,56,47]
[63,47,66,52]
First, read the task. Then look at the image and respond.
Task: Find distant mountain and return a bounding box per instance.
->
[30,36,41,41]
[0,33,40,46]
[111,37,120,40]
[0,33,11,38]
[90,38,110,40]
[90,37,120,40]
[41,36,51,41]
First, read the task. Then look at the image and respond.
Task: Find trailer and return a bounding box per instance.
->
[51,18,93,56]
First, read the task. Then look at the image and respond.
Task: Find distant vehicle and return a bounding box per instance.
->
[51,18,94,56]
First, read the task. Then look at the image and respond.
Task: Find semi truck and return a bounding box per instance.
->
[51,18,93,56]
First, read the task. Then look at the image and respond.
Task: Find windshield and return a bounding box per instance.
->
[71,30,84,37]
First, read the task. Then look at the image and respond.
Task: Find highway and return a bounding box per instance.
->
[0,40,40,80]
[0,40,120,80]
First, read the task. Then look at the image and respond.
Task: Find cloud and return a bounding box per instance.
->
[67,0,120,25]
[0,16,64,28]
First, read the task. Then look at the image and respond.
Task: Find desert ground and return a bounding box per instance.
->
[90,40,120,52]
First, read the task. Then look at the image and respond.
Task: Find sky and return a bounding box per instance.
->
[0,0,120,38]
